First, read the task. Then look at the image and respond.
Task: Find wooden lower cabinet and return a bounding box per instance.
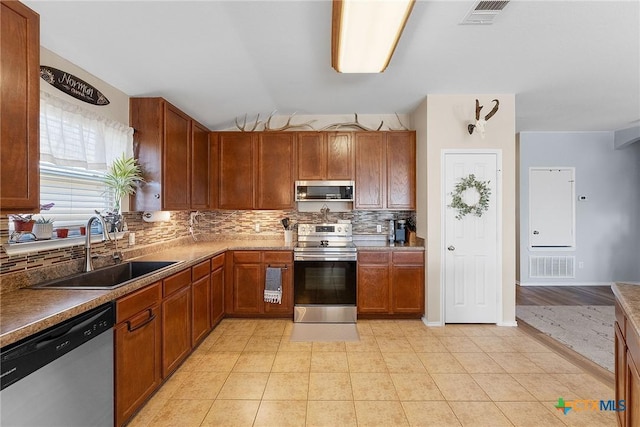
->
[357,250,424,317]
[226,250,293,316]
[191,260,211,346]
[616,321,627,427]
[161,270,192,378]
[627,350,640,427]
[211,253,225,327]
[115,283,162,427]
[615,297,640,426]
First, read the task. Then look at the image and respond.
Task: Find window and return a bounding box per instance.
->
[39,163,114,229]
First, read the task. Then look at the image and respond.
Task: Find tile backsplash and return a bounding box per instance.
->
[0,209,414,280]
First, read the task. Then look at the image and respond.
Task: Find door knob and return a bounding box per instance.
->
[447,245,455,251]
[533,230,539,235]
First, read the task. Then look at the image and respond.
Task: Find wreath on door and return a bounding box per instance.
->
[449,174,491,220]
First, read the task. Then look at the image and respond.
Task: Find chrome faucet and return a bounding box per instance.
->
[84,215,109,272]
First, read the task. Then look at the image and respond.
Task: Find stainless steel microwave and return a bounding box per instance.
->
[295,180,355,202]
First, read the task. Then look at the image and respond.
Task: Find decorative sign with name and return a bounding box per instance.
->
[40,66,110,106]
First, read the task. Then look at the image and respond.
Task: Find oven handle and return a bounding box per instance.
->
[294,254,357,262]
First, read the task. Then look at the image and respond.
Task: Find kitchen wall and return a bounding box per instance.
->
[518,131,640,284]
[412,94,517,326]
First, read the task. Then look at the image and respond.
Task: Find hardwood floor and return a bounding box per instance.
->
[516,285,615,306]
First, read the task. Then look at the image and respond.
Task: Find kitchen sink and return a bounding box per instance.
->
[30,261,178,290]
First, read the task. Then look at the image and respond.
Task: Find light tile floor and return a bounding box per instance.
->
[127,319,616,427]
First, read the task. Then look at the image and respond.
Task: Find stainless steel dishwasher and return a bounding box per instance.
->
[1,302,115,427]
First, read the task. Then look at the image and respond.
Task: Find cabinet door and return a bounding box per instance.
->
[0,1,39,213]
[263,251,294,316]
[191,274,211,345]
[627,351,640,427]
[163,104,191,210]
[391,265,424,314]
[257,132,295,209]
[297,132,325,180]
[218,132,254,209]
[209,133,219,210]
[115,304,161,427]
[162,286,192,377]
[191,121,210,209]
[355,132,385,209]
[211,266,225,327]
[232,263,263,314]
[358,264,390,314]
[326,132,353,180]
[616,322,627,427]
[386,131,416,210]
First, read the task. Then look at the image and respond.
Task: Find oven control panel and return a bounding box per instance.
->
[298,223,352,237]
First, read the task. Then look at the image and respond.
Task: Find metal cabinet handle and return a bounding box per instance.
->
[127,308,156,332]
[447,245,455,251]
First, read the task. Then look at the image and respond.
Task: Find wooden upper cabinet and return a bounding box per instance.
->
[218,132,254,209]
[257,132,295,209]
[0,1,40,213]
[386,131,416,210]
[215,131,296,210]
[355,131,416,210]
[190,121,210,209]
[297,132,352,180]
[355,132,386,209]
[130,98,208,211]
[163,104,191,210]
[209,133,219,210]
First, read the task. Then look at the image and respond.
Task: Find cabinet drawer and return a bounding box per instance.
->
[263,251,293,264]
[117,281,162,323]
[233,251,261,264]
[358,252,390,264]
[392,251,424,265]
[192,260,211,281]
[163,269,191,296]
[211,253,225,271]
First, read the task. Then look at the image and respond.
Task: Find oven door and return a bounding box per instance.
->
[294,259,357,323]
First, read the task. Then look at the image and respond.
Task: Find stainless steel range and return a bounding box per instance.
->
[294,223,357,323]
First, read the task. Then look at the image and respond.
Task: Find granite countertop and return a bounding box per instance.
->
[0,237,425,347]
[612,282,640,335]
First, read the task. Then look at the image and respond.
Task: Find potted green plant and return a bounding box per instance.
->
[33,216,54,240]
[104,154,145,214]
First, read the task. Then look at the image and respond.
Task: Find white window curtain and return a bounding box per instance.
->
[39,91,133,170]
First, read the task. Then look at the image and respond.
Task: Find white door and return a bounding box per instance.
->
[444,152,500,323]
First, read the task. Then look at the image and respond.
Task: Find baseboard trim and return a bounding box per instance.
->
[497,320,518,327]
[422,317,444,327]
[518,281,614,287]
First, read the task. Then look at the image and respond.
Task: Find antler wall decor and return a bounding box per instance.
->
[467,99,499,138]
[263,111,316,131]
[232,112,410,132]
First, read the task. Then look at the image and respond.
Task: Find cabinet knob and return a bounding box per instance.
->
[533,230,539,235]
[447,245,455,251]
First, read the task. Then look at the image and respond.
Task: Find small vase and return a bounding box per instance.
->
[15,220,35,232]
[33,223,53,240]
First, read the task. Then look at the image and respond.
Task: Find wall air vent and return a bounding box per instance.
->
[461,1,510,25]
[529,256,575,279]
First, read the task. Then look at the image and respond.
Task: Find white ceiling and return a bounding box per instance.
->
[25,0,640,132]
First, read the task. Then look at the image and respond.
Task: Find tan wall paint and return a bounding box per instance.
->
[40,47,130,124]
[412,94,516,326]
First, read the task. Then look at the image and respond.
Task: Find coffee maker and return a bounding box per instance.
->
[394,220,407,243]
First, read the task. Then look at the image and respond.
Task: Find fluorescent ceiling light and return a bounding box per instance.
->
[332,0,415,73]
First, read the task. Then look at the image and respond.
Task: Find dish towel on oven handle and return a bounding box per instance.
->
[264,267,282,304]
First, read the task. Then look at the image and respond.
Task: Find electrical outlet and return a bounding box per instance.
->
[128,232,135,246]
[254,223,261,233]
[578,261,584,269]
[376,225,382,233]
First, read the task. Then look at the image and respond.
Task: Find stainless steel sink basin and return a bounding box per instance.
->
[31,261,178,290]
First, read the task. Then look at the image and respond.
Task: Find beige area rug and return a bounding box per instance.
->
[289,323,360,342]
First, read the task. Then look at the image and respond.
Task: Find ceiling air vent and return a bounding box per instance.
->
[461,0,510,25]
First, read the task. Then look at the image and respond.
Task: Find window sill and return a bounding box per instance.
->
[3,232,126,257]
